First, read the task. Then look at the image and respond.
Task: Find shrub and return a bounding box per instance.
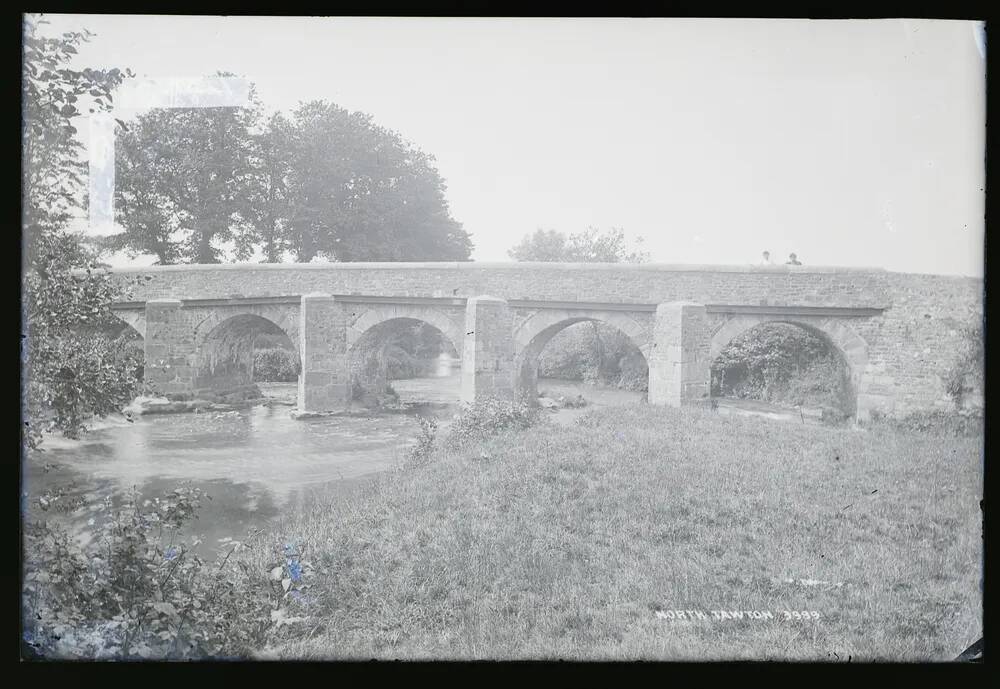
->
[22,487,316,660]
[403,416,438,467]
[711,323,853,416]
[25,330,144,448]
[443,396,543,450]
[385,348,437,380]
[537,322,649,391]
[253,347,300,383]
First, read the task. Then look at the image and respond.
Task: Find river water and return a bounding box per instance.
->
[22,374,644,558]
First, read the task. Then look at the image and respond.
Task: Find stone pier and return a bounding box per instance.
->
[297,293,351,413]
[144,299,196,396]
[648,302,711,407]
[461,296,517,404]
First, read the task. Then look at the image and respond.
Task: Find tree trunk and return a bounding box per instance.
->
[264,215,280,262]
[196,229,214,264]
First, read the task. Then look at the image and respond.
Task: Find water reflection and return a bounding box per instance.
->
[23,374,643,558]
[24,391,451,557]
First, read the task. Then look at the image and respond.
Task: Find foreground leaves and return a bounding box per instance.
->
[23,487,315,660]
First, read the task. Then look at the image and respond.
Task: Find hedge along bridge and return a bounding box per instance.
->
[105,262,983,421]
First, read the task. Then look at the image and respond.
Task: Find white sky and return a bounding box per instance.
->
[34,15,986,276]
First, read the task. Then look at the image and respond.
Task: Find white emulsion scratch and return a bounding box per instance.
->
[973,22,986,60]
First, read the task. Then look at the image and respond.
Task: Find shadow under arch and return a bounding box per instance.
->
[347,316,461,402]
[709,316,868,418]
[195,313,300,391]
[513,311,651,401]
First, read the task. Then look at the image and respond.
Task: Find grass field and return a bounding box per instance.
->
[251,404,982,661]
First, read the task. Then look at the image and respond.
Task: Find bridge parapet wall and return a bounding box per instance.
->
[109,262,900,307]
[110,263,982,418]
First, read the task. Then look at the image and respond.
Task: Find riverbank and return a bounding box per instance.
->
[245,403,981,660]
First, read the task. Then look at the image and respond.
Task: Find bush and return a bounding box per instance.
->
[711,323,854,416]
[385,348,437,380]
[444,396,543,450]
[26,332,144,447]
[537,322,649,391]
[22,487,316,660]
[403,417,438,467]
[253,348,300,383]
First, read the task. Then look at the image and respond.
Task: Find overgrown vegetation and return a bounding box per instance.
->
[22,487,315,659]
[711,323,854,417]
[22,18,145,448]
[442,396,543,450]
[253,347,300,383]
[403,417,439,468]
[538,322,649,391]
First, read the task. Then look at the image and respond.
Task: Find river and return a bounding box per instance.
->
[21,374,645,559]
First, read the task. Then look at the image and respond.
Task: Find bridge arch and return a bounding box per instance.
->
[709,315,869,416]
[346,307,463,401]
[193,310,300,390]
[513,309,652,399]
[192,305,300,356]
[346,304,463,357]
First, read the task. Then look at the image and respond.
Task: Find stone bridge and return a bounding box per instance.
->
[106,262,983,421]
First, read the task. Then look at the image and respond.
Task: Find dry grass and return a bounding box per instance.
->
[253,404,982,661]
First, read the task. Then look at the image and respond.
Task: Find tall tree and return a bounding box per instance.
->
[112,78,261,264]
[236,111,294,262]
[281,101,472,262]
[22,17,143,448]
[112,97,473,264]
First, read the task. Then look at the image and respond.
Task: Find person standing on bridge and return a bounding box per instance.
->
[760,251,774,265]
[785,252,802,266]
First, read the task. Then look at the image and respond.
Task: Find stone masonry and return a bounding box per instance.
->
[113,262,984,419]
[297,294,351,413]
[647,302,711,407]
[461,296,517,404]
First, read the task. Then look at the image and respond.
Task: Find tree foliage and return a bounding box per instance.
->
[23,487,313,659]
[111,96,473,264]
[22,17,143,448]
[112,78,262,264]
[253,348,300,383]
[507,226,649,263]
[538,322,648,391]
[280,101,472,262]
